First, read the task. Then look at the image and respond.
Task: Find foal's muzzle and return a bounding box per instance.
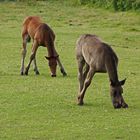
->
[113,101,128,109]
[51,74,56,77]
[113,103,122,109]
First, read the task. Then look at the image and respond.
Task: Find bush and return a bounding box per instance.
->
[78,0,140,11]
[1,0,139,11]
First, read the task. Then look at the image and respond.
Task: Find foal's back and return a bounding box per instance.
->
[22,16,55,46]
[76,34,118,72]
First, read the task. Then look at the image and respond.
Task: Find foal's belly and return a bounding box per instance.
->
[95,67,107,73]
[96,69,107,73]
[95,63,107,73]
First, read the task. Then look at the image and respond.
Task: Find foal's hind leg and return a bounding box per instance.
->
[77,57,85,92]
[20,34,29,75]
[25,40,38,75]
[77,57,86,105]
[78,67,95,105]
[83,63,90,82]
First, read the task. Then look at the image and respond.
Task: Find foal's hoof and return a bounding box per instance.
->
[35,71,40,75]
[24,71,28,75]
[122,103,128,108]
[63,72,67,76]
[20,72,24,75]
[60,69,67,76]
[77,101,84,106]
[77,97,84,105]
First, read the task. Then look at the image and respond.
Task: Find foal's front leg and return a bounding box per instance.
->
[33,58,40,75]
[57,57,67,76]
[25,41,38,75]
[78,67,95,105]
[121,97,128,108]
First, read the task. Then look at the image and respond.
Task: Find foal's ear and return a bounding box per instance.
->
[45,56,50,60]
[120,78,126,86]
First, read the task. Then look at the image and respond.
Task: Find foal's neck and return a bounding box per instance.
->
[47,43,58,58]
[106,56,119,85]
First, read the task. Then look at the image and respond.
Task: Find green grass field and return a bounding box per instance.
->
[0,1,140,140]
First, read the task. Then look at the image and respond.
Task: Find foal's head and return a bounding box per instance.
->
[45,56,58,77]
[110,79,128,109]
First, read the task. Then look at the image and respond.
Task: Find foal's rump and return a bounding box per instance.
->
[76,34,118,73]
[23,16,41,27]
[22,16,42,39]
[76,34,104,62]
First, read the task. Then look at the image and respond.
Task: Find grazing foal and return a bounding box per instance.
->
[76,34,128,109]
[21,16,67,77]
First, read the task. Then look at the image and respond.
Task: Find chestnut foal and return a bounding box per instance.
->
[76,34,128,109]
[20,16,67,77]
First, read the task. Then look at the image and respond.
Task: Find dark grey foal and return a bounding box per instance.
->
[76,34,128,109]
